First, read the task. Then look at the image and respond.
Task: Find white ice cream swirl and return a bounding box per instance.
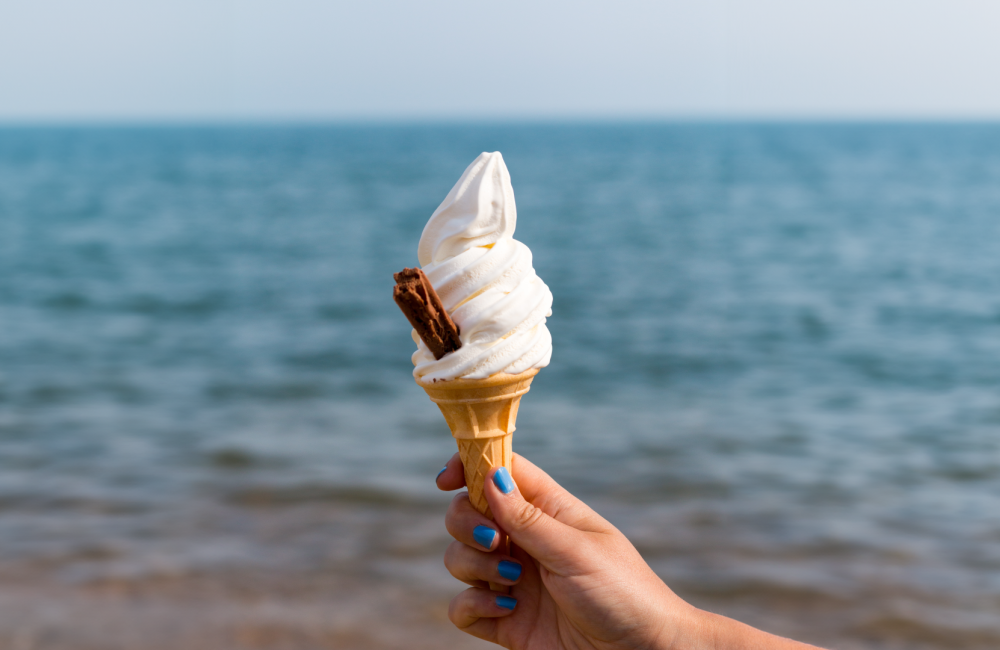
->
[412,152,553,381]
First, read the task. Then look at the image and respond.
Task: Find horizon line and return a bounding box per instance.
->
[3,115,1000,128]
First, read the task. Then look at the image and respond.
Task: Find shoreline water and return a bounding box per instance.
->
[1,124,999,649]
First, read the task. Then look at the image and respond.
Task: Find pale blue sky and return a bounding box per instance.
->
[2,0,999,121]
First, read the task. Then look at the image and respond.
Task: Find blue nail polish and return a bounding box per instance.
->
[473,525,497,550]
[436,466,448,480]
[498,560,522,581]
[492,467,515,494]
[496,595,517,610]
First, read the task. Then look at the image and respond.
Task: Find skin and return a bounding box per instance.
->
[436,452,826,650]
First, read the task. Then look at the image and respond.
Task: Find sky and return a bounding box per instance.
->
[1,0,999,122]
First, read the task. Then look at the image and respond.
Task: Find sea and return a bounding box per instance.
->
[1,123,999,650]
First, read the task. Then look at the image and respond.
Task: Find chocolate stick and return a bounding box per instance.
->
[393,267,462,360]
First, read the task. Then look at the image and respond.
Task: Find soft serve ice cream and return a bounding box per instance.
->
[411,152,553,381]
[394,152,550,570]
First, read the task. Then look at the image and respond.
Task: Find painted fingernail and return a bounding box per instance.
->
[473,525,497,550]
[497,560,522,581]
[436,466,448,481]
[496,595,517,610]
[492,467,515,494]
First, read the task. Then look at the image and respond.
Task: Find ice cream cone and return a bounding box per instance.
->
[417,368,539,592]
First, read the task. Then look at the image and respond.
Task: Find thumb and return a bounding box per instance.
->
[485,466,591,571]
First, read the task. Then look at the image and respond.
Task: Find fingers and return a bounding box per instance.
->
[438,451,609,533]
[435,452,466,491]
[439,451,615,572]
[444,540,523,588]
[485,466,597,573]
[445,492,501,551]
[448,586,517,640]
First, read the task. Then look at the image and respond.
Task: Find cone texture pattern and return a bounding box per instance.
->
[416,368,538,520]
[456,435,511,517]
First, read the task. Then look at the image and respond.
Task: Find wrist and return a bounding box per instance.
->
[648,592,707,650]
[659,606,826,650]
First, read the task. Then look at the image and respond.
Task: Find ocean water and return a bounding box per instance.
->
[1,124,999,649]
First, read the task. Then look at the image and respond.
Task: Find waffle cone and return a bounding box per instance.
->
[417,368,539,592]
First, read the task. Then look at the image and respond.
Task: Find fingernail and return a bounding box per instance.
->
[473,525,497,550]
[496,595,517,610]
[436,466,448,480]
[492,467,515,494]
[497,560,522,581]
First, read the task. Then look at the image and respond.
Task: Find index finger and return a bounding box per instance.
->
[436,452,466,491]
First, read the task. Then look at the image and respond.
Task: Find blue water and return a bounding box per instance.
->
[1,124,999,649]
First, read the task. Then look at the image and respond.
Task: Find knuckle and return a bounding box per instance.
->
[510,500,545,532]
[447,590,477,629]
[445,493,471,536]
[447,597,462,626]
[448,491,470,512]
[442,540,462,570]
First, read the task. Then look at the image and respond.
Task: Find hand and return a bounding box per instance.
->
[436,453,824,650]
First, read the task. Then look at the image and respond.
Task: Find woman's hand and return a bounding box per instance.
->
[436,452,823,650]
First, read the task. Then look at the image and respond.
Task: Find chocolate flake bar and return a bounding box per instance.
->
[393,267,462,360]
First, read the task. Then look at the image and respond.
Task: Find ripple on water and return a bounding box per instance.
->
[2,124,1000,648]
